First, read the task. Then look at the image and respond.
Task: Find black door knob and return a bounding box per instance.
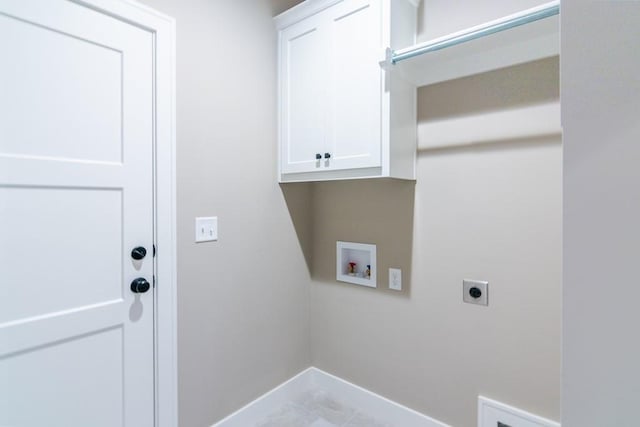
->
[131,278,150,293]
[324,153,331,159]
[315,153,322,160]
[469,287,482,299]
[131,246,147,260]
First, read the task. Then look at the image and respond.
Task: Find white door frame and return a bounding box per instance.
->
[73,1,177,425]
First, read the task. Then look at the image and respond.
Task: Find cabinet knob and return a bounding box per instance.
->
[324,153,331,159]
[315,153,322,160]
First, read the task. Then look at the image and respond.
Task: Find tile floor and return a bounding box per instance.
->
[256,389,392,427]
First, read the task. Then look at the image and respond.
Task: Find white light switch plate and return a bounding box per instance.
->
[195,216,218,242]
[389,268,402,291]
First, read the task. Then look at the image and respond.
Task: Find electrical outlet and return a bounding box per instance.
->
[389,268,402,291]
[463,279,488,305]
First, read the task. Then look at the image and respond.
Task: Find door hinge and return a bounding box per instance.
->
[153,244,157,257]
[153,275,156,288]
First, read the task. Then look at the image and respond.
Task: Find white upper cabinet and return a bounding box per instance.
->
[279,11,327,175]
[276,0,419,182]
[326,0,381,172]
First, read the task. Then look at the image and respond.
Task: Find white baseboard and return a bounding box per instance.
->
[478,396,560,427]
[212,367,449,427]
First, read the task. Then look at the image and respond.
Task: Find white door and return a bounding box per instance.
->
[0,1,155,426]
[327,0,381,171]
[280,10,328,174]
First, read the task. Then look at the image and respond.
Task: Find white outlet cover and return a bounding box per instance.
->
[389,268,402,291]
[195,216,218,242]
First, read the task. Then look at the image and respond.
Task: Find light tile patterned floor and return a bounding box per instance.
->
[256,389,392,427]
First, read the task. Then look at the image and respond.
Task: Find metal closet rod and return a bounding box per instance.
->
[391,0,560,64]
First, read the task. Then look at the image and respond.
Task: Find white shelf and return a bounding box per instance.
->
[385,1,560,87]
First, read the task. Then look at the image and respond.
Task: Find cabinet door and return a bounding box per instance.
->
[279,12,328,174]
[326,0,382,171]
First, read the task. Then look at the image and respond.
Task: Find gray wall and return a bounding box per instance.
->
[306,4,562,425]
[139,1,562,426]
[140,1,312,425]
[417,0,549,41]
[309,58,561,427]
[562,2,640,426]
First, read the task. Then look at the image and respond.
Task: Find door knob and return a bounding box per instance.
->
[315,153,322,160]
[130,277,151,293]
[324,153,331,159]
[131,246,147,260]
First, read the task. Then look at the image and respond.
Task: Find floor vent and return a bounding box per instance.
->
[478,396,560,427]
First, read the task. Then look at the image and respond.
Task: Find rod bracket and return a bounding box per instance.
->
[378,47,395,70]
